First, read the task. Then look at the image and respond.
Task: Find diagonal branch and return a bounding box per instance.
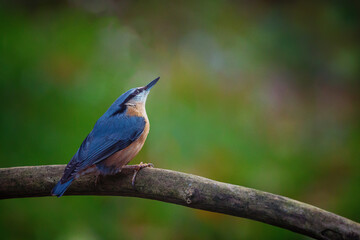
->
[0,165,359,240]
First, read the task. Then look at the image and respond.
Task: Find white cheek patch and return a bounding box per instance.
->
[131,92,149,103]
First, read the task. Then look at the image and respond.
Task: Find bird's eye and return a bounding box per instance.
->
[135,89,140,94]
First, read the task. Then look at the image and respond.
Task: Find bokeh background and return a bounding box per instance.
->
[0,1,359,239]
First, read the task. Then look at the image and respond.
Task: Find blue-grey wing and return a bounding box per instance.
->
[60,115,145,182]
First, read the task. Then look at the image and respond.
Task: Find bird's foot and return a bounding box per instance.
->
[95,173,102,187]
[123,162,154,189]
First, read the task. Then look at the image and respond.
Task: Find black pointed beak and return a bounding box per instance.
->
[145,77,160,91]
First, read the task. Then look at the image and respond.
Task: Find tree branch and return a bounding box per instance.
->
[0,165,359,240]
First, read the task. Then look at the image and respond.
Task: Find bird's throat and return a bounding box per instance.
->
[126,103,147,118]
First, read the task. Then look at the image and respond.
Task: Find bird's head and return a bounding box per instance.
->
[107,77,159,117]
[124,77,159,108]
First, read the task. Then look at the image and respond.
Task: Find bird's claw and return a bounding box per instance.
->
[95,174,102,187]
[131,162,154,189]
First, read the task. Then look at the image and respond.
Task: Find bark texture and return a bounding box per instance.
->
[0,165,359,240]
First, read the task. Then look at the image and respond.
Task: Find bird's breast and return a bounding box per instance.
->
[126,102,147,118]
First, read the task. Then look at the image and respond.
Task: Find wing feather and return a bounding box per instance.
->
[60,114,145,183]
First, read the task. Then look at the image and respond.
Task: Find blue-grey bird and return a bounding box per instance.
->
[51,77,159,197]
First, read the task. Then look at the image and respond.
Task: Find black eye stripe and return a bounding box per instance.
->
[112,88,144,117]
[135,88,145,95]
[124,89,140,103]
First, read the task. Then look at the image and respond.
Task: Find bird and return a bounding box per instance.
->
[51,77,159,197]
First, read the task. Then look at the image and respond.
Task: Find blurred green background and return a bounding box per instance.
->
[0,1,359,239]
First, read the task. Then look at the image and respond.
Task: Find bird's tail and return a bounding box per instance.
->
[51,179,74,197]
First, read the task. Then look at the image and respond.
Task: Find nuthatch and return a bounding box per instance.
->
[52,77,159,197]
